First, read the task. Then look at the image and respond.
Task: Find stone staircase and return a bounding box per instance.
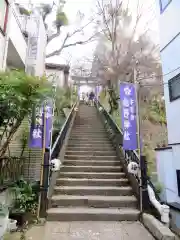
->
[47,104,140,221]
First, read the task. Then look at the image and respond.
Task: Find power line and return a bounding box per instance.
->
[138,66,180,82]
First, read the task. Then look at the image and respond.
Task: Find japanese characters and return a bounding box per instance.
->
[120,84,137,150]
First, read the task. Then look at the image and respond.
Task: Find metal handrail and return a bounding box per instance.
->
[96,101,162,204]
[51,102,77,159]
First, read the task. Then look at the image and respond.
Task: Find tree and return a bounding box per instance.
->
[92,0,161,115]
[93,0,166,172]
[37,1,98,59]
[0,70,52,157]
[94,0,161,85]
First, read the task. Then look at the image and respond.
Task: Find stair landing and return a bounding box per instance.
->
[42,221,155,240]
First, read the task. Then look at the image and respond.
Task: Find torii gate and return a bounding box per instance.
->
[71,75,102,100]
[71,75,99,87]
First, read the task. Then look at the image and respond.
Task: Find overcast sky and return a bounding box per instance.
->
[17,0,159,65]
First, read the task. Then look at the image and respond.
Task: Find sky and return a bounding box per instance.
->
[16,0,159,66]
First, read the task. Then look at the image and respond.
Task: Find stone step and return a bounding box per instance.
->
[66,146,114,151]
[73,124,103,126]
[64,155,117,160]
[69,137,109,141]
[63,159,120,166]
[65,150,116,156]
[59,172,126,179]
[47,207,140,221]
[56,178,129,187]
[67,143,113,148]
[53,186,133,196]
[71,128,105,131]
[51,195,137,208]
[68,141,111,145]
[71,131,106,134]
[61,165,123,173]
[70,135,108,139]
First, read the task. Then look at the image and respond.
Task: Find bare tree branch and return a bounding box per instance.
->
[47,28,61,43]
[46,33,97,58]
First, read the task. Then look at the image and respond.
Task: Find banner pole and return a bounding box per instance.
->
[37,103,46,219]
[134,69,143,214]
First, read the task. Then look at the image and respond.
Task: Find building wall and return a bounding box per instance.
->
[8,3,27,65]
[156,0,180,204]
[159,0,180,51]
[0,0,11,70]
[0,33,6,69]
[158,0,180,144]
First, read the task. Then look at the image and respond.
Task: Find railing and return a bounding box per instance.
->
[0,156,25,192]
[51,102,77,160]
[39,102,77,216]
[96,101,169,224]
[11,6,28,39]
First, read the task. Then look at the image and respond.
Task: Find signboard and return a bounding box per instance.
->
[120,83,137,150]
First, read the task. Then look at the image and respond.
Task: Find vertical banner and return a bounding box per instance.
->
[120,83,137,150]
[95,85,102,100]
[78,86,80,99]
[95,86,98,100]
[29,105,44,148]
[29,100,53,149]
[45,100,53,148]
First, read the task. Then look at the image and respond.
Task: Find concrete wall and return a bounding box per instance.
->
[155,147,179,203]
[8,4,27,65]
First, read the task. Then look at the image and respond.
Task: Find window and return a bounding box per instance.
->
[159,0,172,13]
[169,73,180,101]
[0,0,8,34]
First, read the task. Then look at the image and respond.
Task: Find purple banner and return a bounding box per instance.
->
[95,85,102,100]
[95,86,98,99]
[45,100,53,148]
[29,105,44,148]
[29,100,53,149]
[120,83,137,150]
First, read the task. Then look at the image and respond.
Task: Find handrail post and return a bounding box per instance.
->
[140,155,149,212]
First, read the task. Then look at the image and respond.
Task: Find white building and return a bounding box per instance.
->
[0,1,47,182]
[156,0,180,205]
[0,0,47,75]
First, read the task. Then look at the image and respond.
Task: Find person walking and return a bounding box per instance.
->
[89,91,95,106]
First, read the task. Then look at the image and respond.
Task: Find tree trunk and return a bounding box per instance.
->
[0,118,24,158]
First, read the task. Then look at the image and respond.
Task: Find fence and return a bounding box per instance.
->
[0,156,25,191]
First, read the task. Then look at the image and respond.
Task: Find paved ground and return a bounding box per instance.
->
[24,221,154,240]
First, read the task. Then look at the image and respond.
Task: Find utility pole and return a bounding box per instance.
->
[134,66,143,214]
